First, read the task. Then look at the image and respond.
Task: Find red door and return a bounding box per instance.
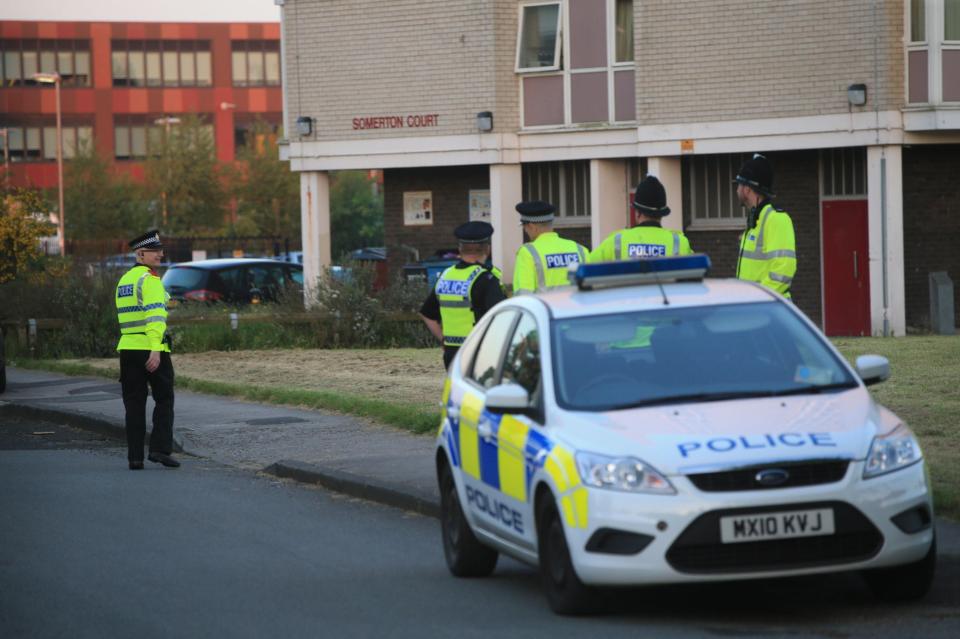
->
[822,200,870,336]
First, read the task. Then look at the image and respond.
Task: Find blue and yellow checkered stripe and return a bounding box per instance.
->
[439,391,588,529]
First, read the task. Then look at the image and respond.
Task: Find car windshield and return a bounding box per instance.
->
[161,267,208,292]
[552,302,858,412]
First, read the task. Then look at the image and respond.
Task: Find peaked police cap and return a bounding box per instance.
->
[515,200,556,224]
[129,229,163,250]
[454,221,494,243]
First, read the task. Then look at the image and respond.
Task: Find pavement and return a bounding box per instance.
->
[1,365,958,554]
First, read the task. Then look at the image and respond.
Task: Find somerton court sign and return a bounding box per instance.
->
[352,114,440,130]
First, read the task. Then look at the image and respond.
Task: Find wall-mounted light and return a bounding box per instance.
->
[296,116,313,137]
[476,111,493,132]
[847,83,867,107]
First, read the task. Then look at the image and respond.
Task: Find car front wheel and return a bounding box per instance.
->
[536,497,598,615]
[862,534,936,602]
[438,461,498,577]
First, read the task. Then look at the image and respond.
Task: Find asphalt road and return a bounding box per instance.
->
[1,416,958,639]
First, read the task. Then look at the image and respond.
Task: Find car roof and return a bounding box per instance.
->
[532,277,778,320]
[166,258,302,270]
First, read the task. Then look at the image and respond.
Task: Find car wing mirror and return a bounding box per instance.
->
[855,354,890,386]
[485,383,531,414]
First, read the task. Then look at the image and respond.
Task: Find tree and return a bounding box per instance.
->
[65,144,150,240]
[0,188,55,284]
[329,170,384,259]
[145,114,226,235]
[229,119,300,239]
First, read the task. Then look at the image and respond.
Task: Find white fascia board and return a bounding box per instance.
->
[903,108,960,131]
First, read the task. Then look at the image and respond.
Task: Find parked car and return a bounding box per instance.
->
[161,258,303,306]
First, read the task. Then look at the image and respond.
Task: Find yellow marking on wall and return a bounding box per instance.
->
[459,392,483,479]
[497,416,530,503]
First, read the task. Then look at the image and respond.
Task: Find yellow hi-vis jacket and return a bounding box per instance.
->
[436,264,487,347]
[589,224,693,263]
[512,232,587,294]
[115,265,170,352]
[737,203,796,298]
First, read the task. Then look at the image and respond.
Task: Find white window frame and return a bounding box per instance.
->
[516,2,563,73]
[522,160,592,225]
[905,0,960,105]
[611,0,635,66]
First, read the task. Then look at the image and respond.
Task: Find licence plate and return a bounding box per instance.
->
[719,508,835,544]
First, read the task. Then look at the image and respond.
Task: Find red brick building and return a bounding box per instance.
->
[0,20,282,189]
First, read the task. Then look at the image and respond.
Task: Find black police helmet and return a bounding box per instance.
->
[734,153,775,196]
[632,175,670,217]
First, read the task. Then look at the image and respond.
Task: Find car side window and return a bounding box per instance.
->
[217,267,245,300]
[288,268,304,286]
[247,265,283,299]
[501,312,541,396]
[469,310,518,389]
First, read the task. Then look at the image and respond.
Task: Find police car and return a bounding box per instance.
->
[435,255,935,614]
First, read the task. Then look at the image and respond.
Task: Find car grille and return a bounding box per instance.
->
[666,501,882,574]
[686,460,850,492]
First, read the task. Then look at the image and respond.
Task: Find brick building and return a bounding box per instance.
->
[0,19,282,190]
[280,0,960,335]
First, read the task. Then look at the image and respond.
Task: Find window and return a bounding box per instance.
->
[0,122,92,161]
[470,311,519,389]
[523,161,591,223]
[684,153,748,228]
[111,40,211,87]
[911,0,926,42]
[947,0,960,40]
[231,40,281,87]
[234,116,281,151]
[821,148,867,197]
[516,3,562,71]
[502,313,542,396]
[615,0,634,62]
[0,39,91,86]
[113,115,214,159]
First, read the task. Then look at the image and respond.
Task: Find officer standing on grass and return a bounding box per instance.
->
[115,230,179,470]
[512,200,588,294]
[419,221,506,369]
[734,153,797,297]
[590,175,693,262]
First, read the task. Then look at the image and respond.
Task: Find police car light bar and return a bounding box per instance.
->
[569,254,711,290]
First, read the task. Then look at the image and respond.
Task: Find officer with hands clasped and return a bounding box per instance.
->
[115,230,179,470]
[590,175,693,262]
[512,200,588,294]
[419,221,507,369]
[734,153,797,297]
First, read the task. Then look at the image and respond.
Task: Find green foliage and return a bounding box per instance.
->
[0,188,56,285]
[65,144,150,239]
[330,170,384,258]
[229,119,300,239]
[145,114,226,234]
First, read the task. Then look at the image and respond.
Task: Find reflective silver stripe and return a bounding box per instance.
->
[144,315,167,324]
[769,272,794,283]
[119,319,148,329]
[614,232,623,260]
[672,233,679,256]
[524,243,546,290]
[135,271,150,306]
[576,245,586,263]
[439,300,471,308]
[741,248,797,260]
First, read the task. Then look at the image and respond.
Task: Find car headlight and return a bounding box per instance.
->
[863,424,923,479]
[575,451,675,494]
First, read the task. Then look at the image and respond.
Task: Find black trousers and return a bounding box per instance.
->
[119,350,175,462]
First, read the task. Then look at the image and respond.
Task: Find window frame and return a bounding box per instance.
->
[612,0,635,66]
[0,121,92,163]
[684,153,749,230]
[111,40,211,88]
[0,39,91,87]
[231,40,281,88]
[515,1,563,73]
[466,309,521,391]
[522,160,592,225]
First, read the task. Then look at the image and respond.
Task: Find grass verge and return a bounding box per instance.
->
[12,358,440,435]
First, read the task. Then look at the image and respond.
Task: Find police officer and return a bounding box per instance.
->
[419,221,507,368]
[590,175,693,262]
[512,200,588,294]
[116,230,179,470]
[734,153,796,297]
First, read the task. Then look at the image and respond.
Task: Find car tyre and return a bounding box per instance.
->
[862,534,936,602]
[536,497,598,615]
[0,329,6,394]
[439,461,498,577]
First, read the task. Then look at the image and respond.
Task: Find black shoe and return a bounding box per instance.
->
[129,461,144,470]
[148,452,181,468]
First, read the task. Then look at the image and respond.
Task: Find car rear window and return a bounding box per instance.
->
[161,267,208,291]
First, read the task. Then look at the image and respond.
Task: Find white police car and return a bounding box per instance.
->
[435,255,935,614]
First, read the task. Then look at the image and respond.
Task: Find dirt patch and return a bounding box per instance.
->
[73,348,447,406]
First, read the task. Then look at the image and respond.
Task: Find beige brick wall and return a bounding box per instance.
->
[635,0,905,124]
[283,0,520,141]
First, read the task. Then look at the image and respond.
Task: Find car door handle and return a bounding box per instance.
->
[478,421,493,441]
[853,251,858,280]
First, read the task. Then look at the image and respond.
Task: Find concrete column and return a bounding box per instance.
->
[646,157,683,233]
[590,159,629,249]
[299,170,331,306]
[867,145,906,336]
[489,164,523,287]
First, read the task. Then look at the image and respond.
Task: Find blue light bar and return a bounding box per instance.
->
[569,254,711,290]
